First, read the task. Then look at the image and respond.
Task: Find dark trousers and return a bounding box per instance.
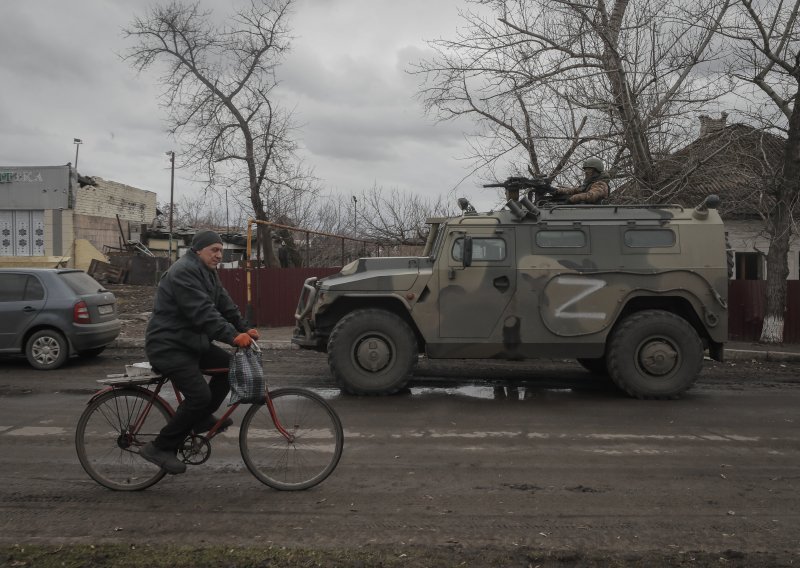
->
[151,345,231,451]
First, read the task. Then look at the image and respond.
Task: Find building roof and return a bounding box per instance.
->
[610,119,786,220]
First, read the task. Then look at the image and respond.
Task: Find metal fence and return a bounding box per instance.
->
[728,280,800,343]
[219,267,800,343]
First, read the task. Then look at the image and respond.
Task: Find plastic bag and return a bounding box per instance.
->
[228,342,266,405]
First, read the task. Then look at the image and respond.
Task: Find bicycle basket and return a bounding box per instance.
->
[228,343,266,405]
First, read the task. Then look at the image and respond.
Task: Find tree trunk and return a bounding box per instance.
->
[597,3,656,191]
[759,90,800,343]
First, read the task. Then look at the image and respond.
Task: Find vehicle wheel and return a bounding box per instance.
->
[607,310,703,399]
[25,329,69,370]
[577,357,608,376]
[240,388,344,490]
[75,389,170,491]
[78,347,106,358]
[328,309,418,395]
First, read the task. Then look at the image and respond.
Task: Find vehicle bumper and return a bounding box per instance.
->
[291,327,326,351]
[70,320,122,351]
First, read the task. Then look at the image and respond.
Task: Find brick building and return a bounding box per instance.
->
[0,164,157,270]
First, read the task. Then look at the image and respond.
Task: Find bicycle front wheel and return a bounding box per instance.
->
[75,389,170,491]
[240,388,343,490]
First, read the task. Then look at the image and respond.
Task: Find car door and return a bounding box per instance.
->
[438,226,516,338]
[0,273,46,350]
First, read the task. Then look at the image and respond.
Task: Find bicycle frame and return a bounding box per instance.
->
[89,374,295,444]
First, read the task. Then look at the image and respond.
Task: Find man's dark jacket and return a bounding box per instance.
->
[145,250,247,366]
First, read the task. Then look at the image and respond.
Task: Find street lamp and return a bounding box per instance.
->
[166,151,175,265]
[73,138,82,172]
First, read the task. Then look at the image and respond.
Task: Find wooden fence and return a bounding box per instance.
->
[220,267,800,343]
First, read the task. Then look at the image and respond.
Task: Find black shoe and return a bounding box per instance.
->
[139,442,187,475]
[194,415,234,434]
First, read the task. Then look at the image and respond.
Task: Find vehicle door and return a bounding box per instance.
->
[0,273,46,350]
[438,226,516,338]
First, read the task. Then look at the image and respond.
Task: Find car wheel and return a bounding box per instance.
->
[26,329,69,370]
[328,309,418,395]
[607,310,703,399]
[78,347,106,358]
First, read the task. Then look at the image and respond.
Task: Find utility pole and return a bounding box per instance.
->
[166,151,175,265]
[352,195,358,236]
[73,138,82,172]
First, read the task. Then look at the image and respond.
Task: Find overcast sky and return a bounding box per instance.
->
[0,0,500,214]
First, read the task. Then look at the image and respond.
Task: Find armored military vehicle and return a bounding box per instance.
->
[293,179,728,399]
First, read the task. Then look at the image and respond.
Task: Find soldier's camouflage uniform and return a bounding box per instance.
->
[556,174,610,204]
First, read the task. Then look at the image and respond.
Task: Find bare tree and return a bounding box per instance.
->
[354,185,453,246]
[723,0,800,343]
[123,0,316,266]
[415,0,731,193]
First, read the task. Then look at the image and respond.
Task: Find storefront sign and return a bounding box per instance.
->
[0,171,44,183]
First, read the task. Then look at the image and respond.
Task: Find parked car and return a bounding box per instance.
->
[0,268,121,370]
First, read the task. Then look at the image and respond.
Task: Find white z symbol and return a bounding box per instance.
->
[553,276,607,320]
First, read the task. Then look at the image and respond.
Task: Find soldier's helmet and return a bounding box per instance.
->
[582,157,604,173]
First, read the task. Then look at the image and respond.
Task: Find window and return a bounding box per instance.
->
[24,276,44,300]
[60,271,104,294]
[535,230,586,248]
[735,252,763,280]
[624,229,676,248]
[0,274,29,302]
[452,237,506,262]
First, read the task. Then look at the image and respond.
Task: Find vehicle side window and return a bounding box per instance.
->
[624,229,675,248]
[535,230,586,248]
[24,276,45,300]
[0,274,28,302]
[452,237,506,262]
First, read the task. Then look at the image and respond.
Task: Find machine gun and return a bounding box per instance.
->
[483,175,567,205]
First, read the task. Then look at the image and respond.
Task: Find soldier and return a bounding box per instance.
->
[554,158,610,204]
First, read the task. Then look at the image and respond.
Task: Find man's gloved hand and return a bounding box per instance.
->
[233,333,253,348]
[247,328,260,340]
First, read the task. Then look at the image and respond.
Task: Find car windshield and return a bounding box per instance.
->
[59,271,105,295]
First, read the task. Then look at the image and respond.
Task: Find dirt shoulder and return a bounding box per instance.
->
[0,543,789,567]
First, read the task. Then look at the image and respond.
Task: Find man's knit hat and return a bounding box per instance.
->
[191,230,223,252]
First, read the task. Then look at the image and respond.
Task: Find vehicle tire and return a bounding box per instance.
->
[577,357,608,376]
[78,347,106,358]
[607,310,703,399]
[75,389,170,491]
[25,329,69,370]
[240,388,344,491]
[328,309,418,395]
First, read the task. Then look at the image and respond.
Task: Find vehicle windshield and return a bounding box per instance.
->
[428,223,447,260]
[59,271,105,295]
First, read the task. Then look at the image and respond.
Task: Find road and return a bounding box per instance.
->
[1,349,799,565]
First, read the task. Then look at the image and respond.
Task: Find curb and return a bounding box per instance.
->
[111,338,298,351]
[723,348,800,363]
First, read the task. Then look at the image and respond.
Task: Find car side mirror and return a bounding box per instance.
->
[463,236,473,267]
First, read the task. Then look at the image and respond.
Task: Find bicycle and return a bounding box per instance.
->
[75,365,344,492]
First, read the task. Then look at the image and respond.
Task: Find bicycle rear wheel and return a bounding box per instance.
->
[75,389,170,491]
[240,388,343,490]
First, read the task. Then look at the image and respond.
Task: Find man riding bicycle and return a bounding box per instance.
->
[140,230,258,475]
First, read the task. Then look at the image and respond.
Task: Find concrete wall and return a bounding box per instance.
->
[74,177,157,224]
[72,177,158,257]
